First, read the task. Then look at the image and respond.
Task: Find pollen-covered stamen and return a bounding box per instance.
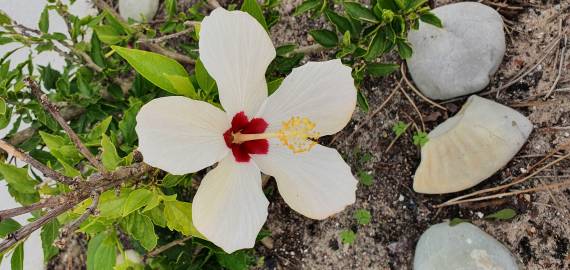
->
[232,116,320,154]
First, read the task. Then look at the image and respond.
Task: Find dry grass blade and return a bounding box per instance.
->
[400,65,447,111]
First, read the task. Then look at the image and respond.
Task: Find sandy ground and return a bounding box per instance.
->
[259,0,570,269]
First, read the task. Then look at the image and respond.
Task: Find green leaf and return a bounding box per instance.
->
[449,218,468,226]
[0,219,21,237]
[406,0,428,10]
[396,39,413,59]
[357,170,374,186]
[39,7,49,33]
[144,206,167,227]
[309,29,338,48]
[163,201,201,237]
[122,188,153,216]
[165,0,177,17]
[87,116,112,142]
[0,163,39,194]
[161,174,189,188]
[216,251,255,270]
[294,0,321,16]
[325,10,352,35]
[86,231,116,270]
[112,46,196,97]
[366,63,399,77]
[98,190,130,219]
[413,131,429,147]
[357,90,369,112]
[101,134,120,171]
[0,97,6,115]
[195,59,216,94]
[39,131,83,165]
[11,243,23,270]
[344,2,379,23]
[392,121,409,137]
[485,209,517,221]
[420,12,443,28]
[340,229,356,245]
[353,209,371,225]
[365,29,390,60]
[41,220,60,262]
[377,0,398,11]
[93,25,126,45]
[267,78,283,95]
[241,0,268,31]
[118,100,142,146]
[122,212,158,251]
[0,10,11,25]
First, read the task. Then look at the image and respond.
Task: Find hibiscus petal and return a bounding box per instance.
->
[136,96,229,175]
[199,8,276,118]
[192,156,268,253]
[256,59,356,136]
[252,141,357,219]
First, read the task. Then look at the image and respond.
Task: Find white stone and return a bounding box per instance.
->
[414,222,519,270]
[118,0,159,22]
[414,96,532,194]
[406,2,506,100]
[116,249,143,266]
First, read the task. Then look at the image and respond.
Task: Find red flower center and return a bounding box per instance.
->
[223,111,269,162]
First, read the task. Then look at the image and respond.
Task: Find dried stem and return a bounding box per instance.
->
[0,198,60,222]
[0,140,75,185]
[400,65,447,111]
[287,44,326,57]
[57,189,102,243]
[140,22,198,44]
[398,80,426,131]
[544,35,567,98]
[146,236,193,258]
[437,150,570,208]
[0,162,151,253]
[26,78,107,173]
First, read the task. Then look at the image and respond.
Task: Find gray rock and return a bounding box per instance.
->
[407,2,506,100]
[414,222,519,270]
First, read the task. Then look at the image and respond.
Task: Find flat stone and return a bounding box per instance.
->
[414,222,519,270]
[413,96,532,194]
[407,2,506,100]
[119,0,159,22]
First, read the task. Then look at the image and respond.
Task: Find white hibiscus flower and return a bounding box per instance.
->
[135,8,358,253]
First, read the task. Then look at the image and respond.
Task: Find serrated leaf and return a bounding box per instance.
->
[86,231,116,270]
[11,243,24,270]
[101,134,120,171]
[413,131,429,147]
[121,212,158,251]
[0,219,21,237]
[98,190,130,219]
[87,116,112,142]
[357,170,374,186]
[344,2,379,23]
[396,39,413,59]
[122,188,153,216]
[309,29,338,48]
[357,90,369,112]
[485,209,517,221]
[112,46,195,97]
[366,63,399,77]
[41,220,60,262]
[293,0,321,16]
[241,0,268,31]
[163,201,201,237]
[0,163,39,194]
[420,12,443,28]
[93,25,126,45]
[39,7,49,33]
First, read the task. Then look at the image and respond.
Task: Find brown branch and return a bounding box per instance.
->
[56,189,102,248]
[0,140,75,185]
[0,203,71,253]
[0,162,152,253]
[0,197,60,222]
[26,78,107,173]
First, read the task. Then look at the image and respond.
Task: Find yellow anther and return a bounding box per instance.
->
[277,116,320,154]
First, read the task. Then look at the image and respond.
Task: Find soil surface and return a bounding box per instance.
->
[257,0,570,269]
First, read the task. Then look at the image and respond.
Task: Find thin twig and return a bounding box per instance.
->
[140,27,195,44]
[26,78,107,173]
[544,35,567,98]
[0,198,60,222]
[435,179,570,207]
[146,236,193,258]
[400,65,447,111]
[329,79,401,145]
[56,189,102,247]
[398,80,426,131]
[0,140,75,185]
[437,151,570,208]
[286,44,326,57]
